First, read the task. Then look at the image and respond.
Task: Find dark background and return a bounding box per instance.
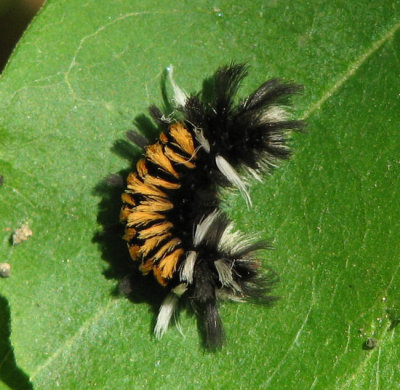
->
[0,0,44,72]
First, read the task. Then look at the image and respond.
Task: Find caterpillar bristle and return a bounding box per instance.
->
[120,63,303,348]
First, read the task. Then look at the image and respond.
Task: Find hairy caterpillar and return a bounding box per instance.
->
[120,64,303,348]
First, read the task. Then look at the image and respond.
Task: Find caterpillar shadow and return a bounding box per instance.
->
[92,115,166,325]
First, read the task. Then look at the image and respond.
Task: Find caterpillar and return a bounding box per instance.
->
[120,63,304,348]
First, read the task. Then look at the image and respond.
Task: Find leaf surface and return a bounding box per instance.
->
[0,0,399,388]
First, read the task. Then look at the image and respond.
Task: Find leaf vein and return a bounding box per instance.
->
[30,299,119,381]
[302,18,400,119]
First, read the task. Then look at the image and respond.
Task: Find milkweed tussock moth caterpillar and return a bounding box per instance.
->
[120,63,304,348]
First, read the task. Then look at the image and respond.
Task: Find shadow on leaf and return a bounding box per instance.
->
[0,295,32,390]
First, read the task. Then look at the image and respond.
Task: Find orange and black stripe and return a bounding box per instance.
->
[120,122,197,286]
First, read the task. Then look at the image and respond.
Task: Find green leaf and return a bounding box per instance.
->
[1,0,399,388]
